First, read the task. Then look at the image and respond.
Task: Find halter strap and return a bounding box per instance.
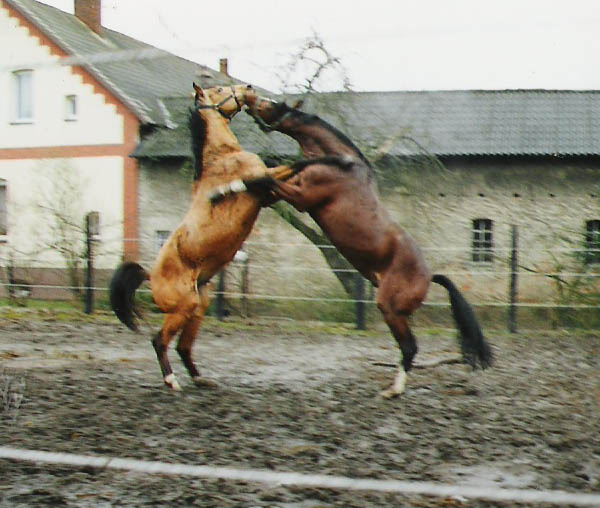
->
[230,85,242,113]
[195,86,242,120]
[250,96,293,131]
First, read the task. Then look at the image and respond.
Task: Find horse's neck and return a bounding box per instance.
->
[201,112,241,161]
[281,122,350,157]
[281,119,360,160]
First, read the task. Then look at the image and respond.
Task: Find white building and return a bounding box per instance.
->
[0,0,239,293]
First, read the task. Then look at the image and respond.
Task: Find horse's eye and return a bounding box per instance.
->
[246,84,253,89]
[217,87,223,93]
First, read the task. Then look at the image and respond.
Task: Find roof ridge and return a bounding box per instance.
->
[313,89,600,96]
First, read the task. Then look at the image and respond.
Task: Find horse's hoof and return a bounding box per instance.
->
[380,387,401,399]
[380,368,407,399]
[192,376,218,389]
[164,374,182,391]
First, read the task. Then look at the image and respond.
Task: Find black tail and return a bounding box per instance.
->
[109,261,148,332]
[432,274,493,369]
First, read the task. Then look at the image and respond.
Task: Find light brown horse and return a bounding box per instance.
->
[212,95,493,397]
[110,85,294,390]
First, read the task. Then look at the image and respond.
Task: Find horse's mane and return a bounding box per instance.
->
[188,108,206,180]
[274,102,373,171]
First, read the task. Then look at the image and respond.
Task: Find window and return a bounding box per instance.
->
[0,180,7,236]
[65,95,78,121]
[472,218,493,263]
[584,220,600,264]
[12,70,33,122]
[154,230,170,252]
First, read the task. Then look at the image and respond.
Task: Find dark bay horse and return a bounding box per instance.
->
[110,85,295,390]
[213,95,492,397]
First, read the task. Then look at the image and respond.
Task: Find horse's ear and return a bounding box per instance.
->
[193,82,204,97]
[292,99,304,110]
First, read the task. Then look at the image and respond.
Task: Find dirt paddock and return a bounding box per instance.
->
[1,314,599,507]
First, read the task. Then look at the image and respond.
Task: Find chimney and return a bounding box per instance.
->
[75,0,102,36]
[219,58,229,76]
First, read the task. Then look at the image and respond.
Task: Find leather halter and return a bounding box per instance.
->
[195,86,242,120]
[250,96,293,131]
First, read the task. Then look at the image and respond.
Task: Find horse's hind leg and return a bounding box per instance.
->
[152,312,190,390]
[176,285,216,387]
[376,280,420,398]
[376,268,429,398]
[379,312,418,398]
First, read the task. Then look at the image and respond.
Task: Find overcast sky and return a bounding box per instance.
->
[38,0,600,93]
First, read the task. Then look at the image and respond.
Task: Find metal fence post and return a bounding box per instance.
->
[241,257,249,318]
[84,212,96,314]
[216,270,226,320]
[355,272,366,330]
[508,225,519,333]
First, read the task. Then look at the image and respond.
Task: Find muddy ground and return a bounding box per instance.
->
[1,312,599,507]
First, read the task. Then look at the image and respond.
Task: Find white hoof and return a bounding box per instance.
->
[380,387,401,399]
[164,373,182,391]
[381,368,407,399]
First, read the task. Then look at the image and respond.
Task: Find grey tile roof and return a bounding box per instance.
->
[129,97,299,159]
[133,90,600,159]
[301,90,600,157]
[5,0,246,125]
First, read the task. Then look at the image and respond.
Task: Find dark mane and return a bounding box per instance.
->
[188,108,206,180]
[279,103,373,171]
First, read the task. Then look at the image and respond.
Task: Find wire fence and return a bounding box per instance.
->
[2,229,600,331]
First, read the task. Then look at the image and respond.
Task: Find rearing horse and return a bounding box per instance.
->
[110,85,294,390]
[213,94,493,397]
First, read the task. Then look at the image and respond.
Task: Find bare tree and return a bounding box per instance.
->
[260,33,447,299]
[34,160,87,298]
[277,31,353,94]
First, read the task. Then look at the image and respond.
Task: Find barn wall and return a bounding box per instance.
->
[378,156,600,304]
[137,156,600,308]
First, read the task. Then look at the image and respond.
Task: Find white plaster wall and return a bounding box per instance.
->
[0,156,123,269]
[0,4,124,148]
[137,161,191,266]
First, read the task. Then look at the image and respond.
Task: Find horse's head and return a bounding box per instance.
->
[245,95,304,131]
[193,83,257,120]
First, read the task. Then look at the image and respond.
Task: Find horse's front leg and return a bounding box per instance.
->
[270,179,315,212]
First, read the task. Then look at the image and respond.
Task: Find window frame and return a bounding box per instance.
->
[11,69,34,123]
[64,94,78,121]
[472,218,493,263]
